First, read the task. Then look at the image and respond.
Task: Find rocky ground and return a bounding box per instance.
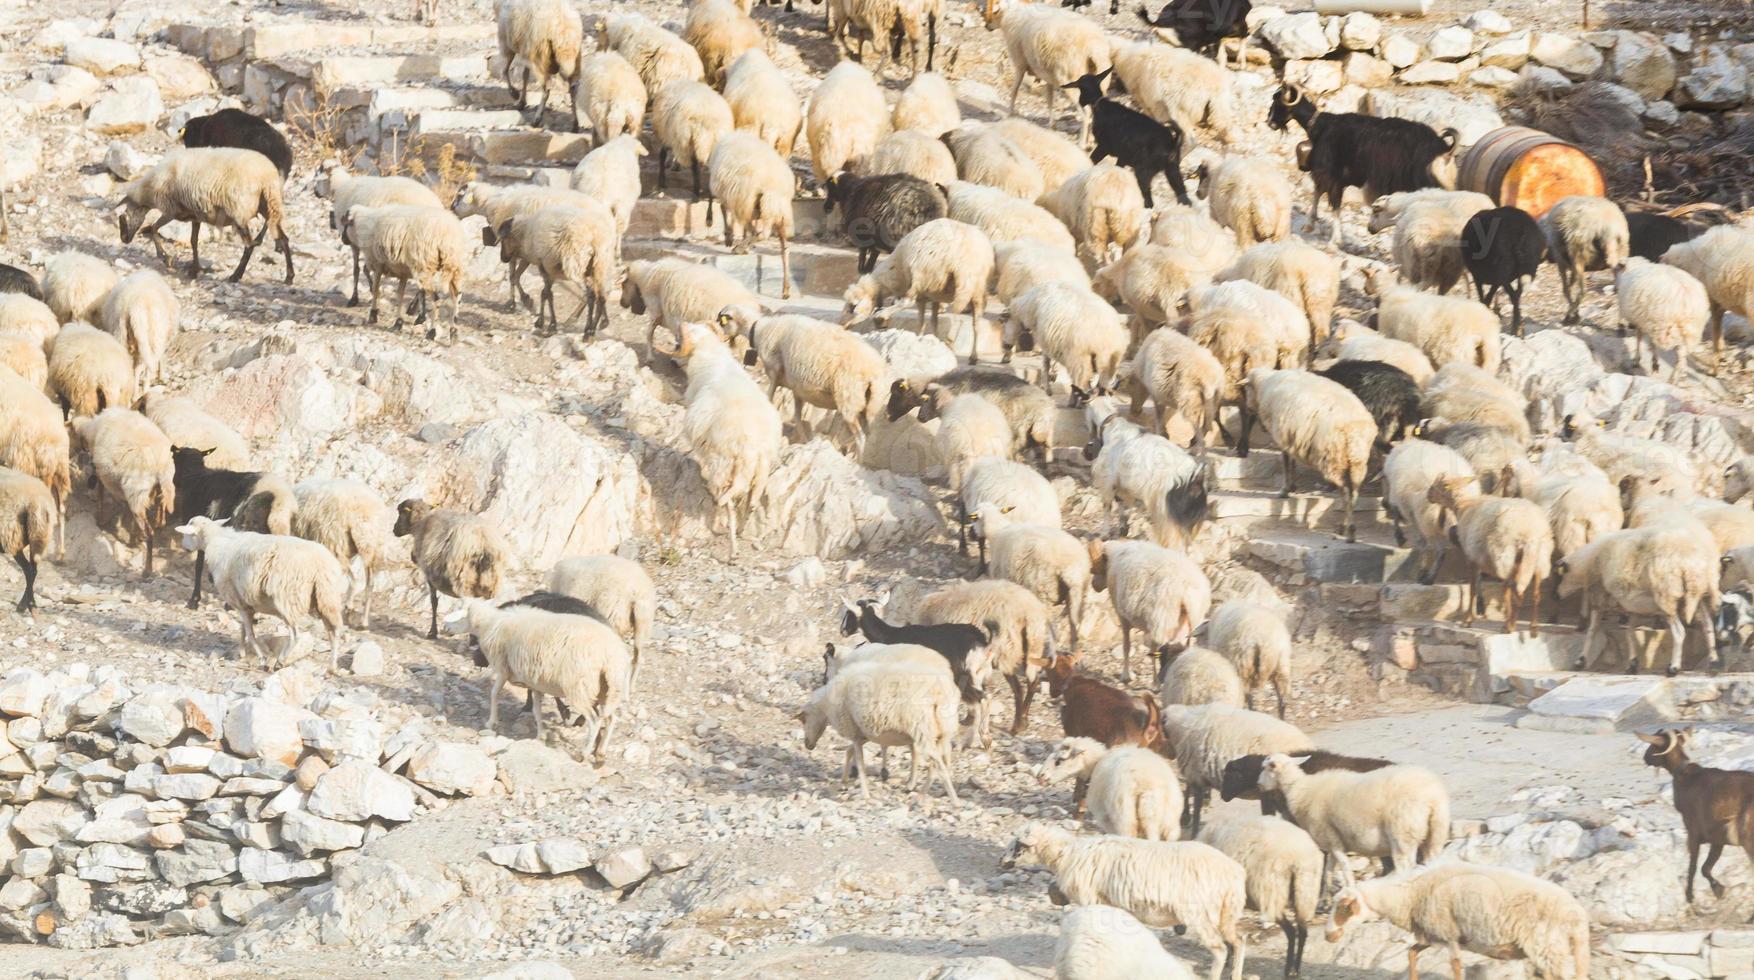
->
[1,0,1754,977]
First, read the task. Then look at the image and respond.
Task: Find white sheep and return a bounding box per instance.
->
[1203,601,1292,718]
[863,130,959,185]
[799,655,959,802]
[651,79,735,203]
[1044,738,1184,841]
[1246,368,1377,542]
[0,336,45,392]
[498,202,620,335]
[1159,704,1311,832]
[98,270,177,390]
[1186,280,1308,387]
[1054,905,1195,980]
[1196,158,1291,248]
[904,369,1060,464]
[1043,165,1146,267]
[718,305,889,456]
[597,12,705,97]
[1109,39,1236,142]
[1563,412,1703,507]
[0,294,61,354]
[707,132,796,299]
[1383,438,1476,584]
[1088,539,1211,682]
[394,498,513,639]
[938,399,1015,490]
[1421,362,1531,447]
[0,465,56,615]
[1513,443,1622,562]
[807,62,891,184]
[980,0,1110,144]
[114,148,293,285]
[914,577,1054,739]
[1122,326,1222,454]
[138,393,249,470]
[174,517,346,670]
[1002,821,1246,980]
[1002,282,1127,396]
[1618,256,1710,382]
[47,322,133,419]
[1093,245,1209,340]
[1541,195,1629,325]
[1215,240,1338,355]
[621,257,759,354]
[1084,396,1207,549]
[844,218,993,362]
[576,51,647,145]
[959,457,1062,561]
[545,555,657,687]
[1385,194,1492,296]
[290,479,393,631]
[345,204,468,342]
[968,502,1089,650]
[1326,862,1591,980]
[683,0,761,89]
[1195,816,1323,979]
[496,0,584,127]
[989,118,1090,202]
[823,640,974,773]
[570,134,646,242]
[893,71,961,136]
[451,182,594,306]
[1556,520,1719,674]
[1149,205,1238,276]
[946,181,1076,252]
[943,125,1044,202]
[722,49,801,159]
[1427,474,1554,634]
[663,321,782,560]
[315,165,443,307]
[1160,647,1246,708]
[994,240,1089,308]
[1315,319,1434,384]
[1370,280,1501,372]
[41,252,118,325]
[1256,753,1450,894]
[0,368,69,557]
[1661,224,1754,375]
[1631,496,1754,557]
[465,599,630,755]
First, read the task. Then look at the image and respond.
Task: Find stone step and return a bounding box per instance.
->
[1244,528,1412,585]
[1518,675,1677,733]
[620,239,859,306]
[1207,487,1388,531]
[1379,581,1585,623]
[167,20,497,64]
[1380,621,1586,703]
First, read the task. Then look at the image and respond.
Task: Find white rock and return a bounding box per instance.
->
[1611,30,1678,100]
[1675,47,1747,109]
[301,717,385,764]
[594,846,652,888]
[1399,61,1462,84]
[1285,59,1345,94]
[1532,33,1604,77]
[1464,10,1513,35]
[13,847,53,878]
[1478,33,1531,69]
[49,873,91,922]
[224,697,305,768]
[486,842,543,873]
[1244,5,1285,32]
[1520,63,1576,93]
[1643,100,1680,127]
[306,760,415,823]
[0,878,44,910]
[280,809,367,855]
[536,838,592,874]
[1380,33,1421,69]
[164,746,215,774]
[15,799,88,847]
[118,687,184,746]
[1363,89,1504,146]
[238,846,326,884]
[494,741,597,795]
[864,329,957,385]
[1338,12,1379,51]
[153,773,222,801]
[1427,26,1474,61]
[1258,12,1334,60]
[1342,53,1393,88]
[784,558,826,590]
[64,37,140,75]
[406,741,495,796]
[0,669,51,717]
[142,53,214,101]
[260,784,307,820]
[86,76,163,135]
[1470,66,1521,88]
[348,640,385,677]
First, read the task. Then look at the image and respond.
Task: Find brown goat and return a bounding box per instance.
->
[1640,728,1754,903]
[1042,652,1165,811]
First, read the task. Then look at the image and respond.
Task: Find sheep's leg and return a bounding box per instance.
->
[426,582,440,639]
[691,161,703,203]
[1405,945,1425,980]
[1120,625,1133,682]
[1502,581,1518,634]
[141,512,155,576]
[1667,613,1685,676]
[187,549,206,609]
[1004,673,1026,736]
[1701,841,1727,898]
[1281,919,1303,979]
[778,231,791,300]
[1464,568,1483,628]
[15,554,37,615]
[225,221,259,283]
[536,278,555,334]
[725,501,738,562]
[853,738,872,798]
[935,748,957,804]
[485,670,505,733]
[392,277,409,330]
[367,269,385,325]
[186,221,202,279]
[1279,450,1294,498]
[1447,943,1464,980]
[1013,670,1035,734]
[237,610,258,664]
[1711,307,1724,376]
[1007,67,1025,116]
[1528,571,1542,637]
[1133,168,1154,209]
[361,565,374,629]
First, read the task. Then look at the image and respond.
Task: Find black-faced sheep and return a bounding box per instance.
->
[394,498,513,638]
[825,172,949,274]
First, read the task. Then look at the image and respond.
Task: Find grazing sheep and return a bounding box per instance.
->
[1257,753,1450,895]
[1220,751,1392,820]
[1315,319,1434,385]
[1459,205,1546,337]
[621,257,760,356]
[994,240,1090,308]
[1662,225,1754,376]
[839,600,993,746]
[1215,240,1338,355]
[42,253,118,325]
[1054,905,1196,980]
[915,578,1053,735]
[1246,369,1377,542]
[800,655,960,802]
[1197,816,1323,980]
[717,305,889,456]
[1562,412,1703,508]
[943,125,1045,202]
[1188,279,1309,387]
[1631,496,1754,557]
[291,479,393,631]
[889,368,1058,463]
[1044,738,1184,841]
[0,336,46,392]
[1107,39,1236,142]
[706,132,796,299]
[1160,704,1311,833]
[570,135,646,242]
[115,148,294,285]
[465,599,630,755]
[315,165,443,307]
[824,172,949,273]
[49,322,134,420]
[496,0,584,128]
[807,62,891,183]
[0,369,69,557]
[1420,363,1530,447]
[946,181,1076,252]
[1083,398,1209,549]
[1042,164,1146,267]
[844,218,993,362]
[1427,475,1553,635]
[684,0,761,89]
[1513,445,1622,564]
[1093,246,1207,341]
[1001,822,1246,980]
[576,51,647,145]
[722,50,801,158]
[1618,256,1710,382]
[938,399,1015,490]
[1002,283,1128,397]
[1160,647,1246,708]
[1197,158,1292,248]
[862,131,959,186]
[0,294,61,353]
[1326,862,1590,980]
[1204,601,1291,719]
[98,270,178,390]
[174,517,346,670]
[892,71,961,136]
[1383,438,1476,584]
[597,12,705,97]
[394,498,513,638]
[546,555,657,687]
[957,456,1062,561]
[834,0,942,77]
[979,0,1110,145]
[179,108,292,179]
[968,503,1089,649]
[651,80,734,203]
[346,204,469,342]
[1122,327,1222,454]
[1541,195,1629,326]
[1088,539,1211,682]
[1149,205,1238,275]
[1370,280,1501,373]
[168,447,289,607]
[451,182,594,305]
[1385,194,1493,296]
[0,466,55,614]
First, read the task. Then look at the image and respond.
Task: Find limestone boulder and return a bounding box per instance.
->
[1675,46,1748,109]
[1611,31,1678,100]
[1362,89,1503,146]
[85,77,163,135]
[1258,13,1333,60]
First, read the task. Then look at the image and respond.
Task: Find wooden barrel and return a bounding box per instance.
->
[1457,126,1606,219]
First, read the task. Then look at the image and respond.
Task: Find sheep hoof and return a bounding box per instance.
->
[367,310,380,325]
[1667,665,1680,678]
[346,296,360,308]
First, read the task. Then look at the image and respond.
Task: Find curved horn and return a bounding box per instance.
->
[1440,127,1459,150]
[1663,730,1679,755]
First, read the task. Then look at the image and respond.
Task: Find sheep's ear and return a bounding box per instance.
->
[1635,731,1664,746]
[1288,754,1312,767]
[842,598,860,615]
[874,588,891,610]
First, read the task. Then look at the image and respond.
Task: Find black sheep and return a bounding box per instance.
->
[824,172,947,273]
[1626,210,1698,262]
[181,108,293,181]
[839,597,992,708]
[1460,205,1546,337]
[1317,359,1421,451]
[1135,0,1253,66]
[1063,69,1191,208]
[1266,83,1458,245]
[170,447,282,609]
[0,263,43,302]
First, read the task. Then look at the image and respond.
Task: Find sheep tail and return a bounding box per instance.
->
[1571,921,1591,980]
[926,11,937,71]
[1421,792,1450,863]
[1135,783,1167,840]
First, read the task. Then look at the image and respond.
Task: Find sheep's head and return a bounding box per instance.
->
[114,198,148,245]
[1425,475,1476,523]
[1637,728,1690,771]
[1324,885,1376,943]
[823,171,851,215]
[886,379,924,421]
[1559,413,1603,439]
[999,821,1060,869]
[967,503,1015,542]
[842,276,878,323]
[172,517,223,552]
[798,690,830,750]
[979,0,1006,30]
[1085,540,1109,592]
[999,316,1033,358]
[1040,737,1105,784]
[1059,68,1111,109]
[1256,753,1309,794]
[913,384,949,422]
[393,498,431,538]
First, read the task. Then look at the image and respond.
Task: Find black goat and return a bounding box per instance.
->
[1220,750,1392,817]
[839,596,991,707]
[0,262,43,302]
[1460,205,1545,337]
[1136,0,1252,67]
[1626,210,1700,262]
[824,172,947,273]
[1064,70,1191,208]
[1317,360,1421,450]
[170,447,283,610]
[181,108,292,181]
[1266,82,1458,245]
